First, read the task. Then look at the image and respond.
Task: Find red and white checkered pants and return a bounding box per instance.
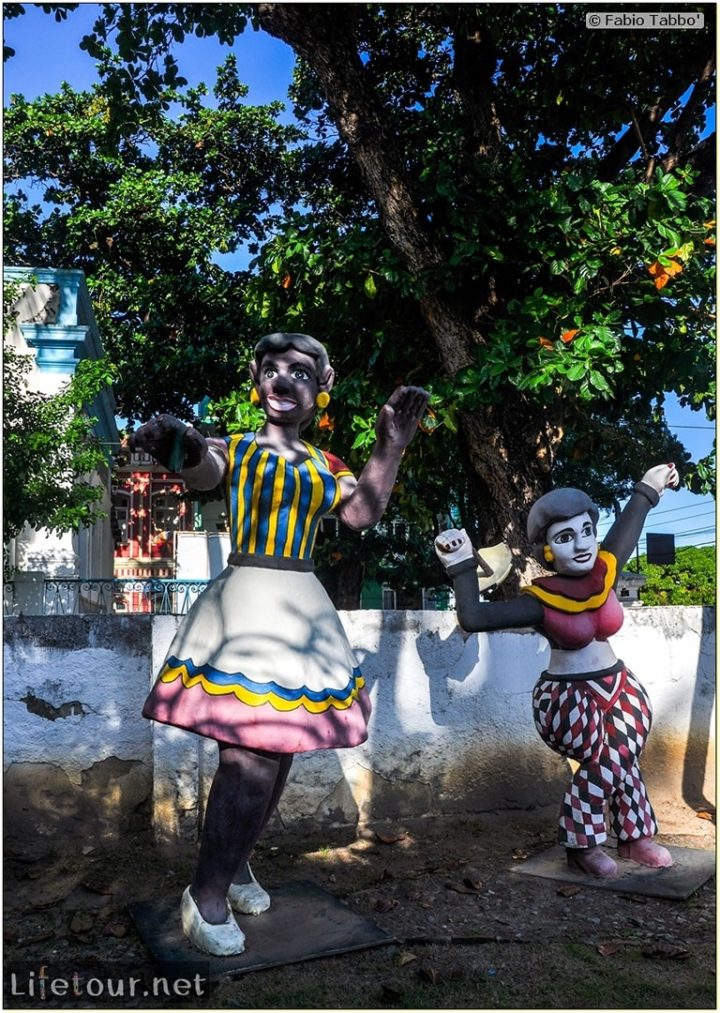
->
[532,666,658,848]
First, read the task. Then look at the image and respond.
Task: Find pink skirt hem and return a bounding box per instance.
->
[143,677,372,753]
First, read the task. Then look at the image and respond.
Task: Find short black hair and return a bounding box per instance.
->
[526,488,599,564]
[253,332,330,378]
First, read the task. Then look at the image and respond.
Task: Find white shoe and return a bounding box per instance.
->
[180,886,246,956]
[227,865,271,915]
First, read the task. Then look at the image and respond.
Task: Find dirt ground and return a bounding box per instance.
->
[4,802,715,1010]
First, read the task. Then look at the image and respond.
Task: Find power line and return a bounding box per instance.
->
[644,507,715,524]
[640,534,716,551]
[652,500,716,522]
[671,526,717,537]
[599,499,715,530]
[651,499,716,518]
[639,524,716,539]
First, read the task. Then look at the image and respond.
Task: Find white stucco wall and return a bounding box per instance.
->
[3,608,715,846]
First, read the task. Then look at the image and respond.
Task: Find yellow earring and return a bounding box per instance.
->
[250,388,261,406]
[543,545,555,564]
[315,391,331,410]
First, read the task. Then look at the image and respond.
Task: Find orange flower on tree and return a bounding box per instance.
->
[561,329,580,344]
[538,336,554,350]
[704,237,715,246]
[317,412,335,431]
[281,273,292,289]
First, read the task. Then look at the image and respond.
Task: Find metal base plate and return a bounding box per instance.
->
[511,845,715,900]
[128,880,395,978]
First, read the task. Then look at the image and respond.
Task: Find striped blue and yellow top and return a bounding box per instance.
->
[225,434,353,560]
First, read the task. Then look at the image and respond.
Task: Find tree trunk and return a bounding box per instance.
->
[256,4,562,586]
[318,556,365,611]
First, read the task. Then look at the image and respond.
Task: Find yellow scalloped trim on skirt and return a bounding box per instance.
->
[158,660,366,713]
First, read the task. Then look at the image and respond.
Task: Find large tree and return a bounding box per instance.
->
[4,3,715,589]
[4,52,303,421]
[251,5,716,530]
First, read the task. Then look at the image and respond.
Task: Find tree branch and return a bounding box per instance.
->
[662,132,716,195]
[668,54,715,156]
[255,2,478,374]
[598,48,715,179]
[449,7,501,158]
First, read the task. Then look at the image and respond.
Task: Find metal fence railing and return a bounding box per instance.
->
[3,578,210,616]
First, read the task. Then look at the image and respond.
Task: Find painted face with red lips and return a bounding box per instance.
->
[546,511,598,576]
[256,348,320,427]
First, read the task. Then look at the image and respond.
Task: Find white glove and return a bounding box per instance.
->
[641,462,680,497]
[434,528,475,570]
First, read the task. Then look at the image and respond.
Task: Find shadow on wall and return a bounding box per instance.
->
[343,612,568,827]
[3,615,155,853]
[4,758,152,853]
[681,606,716,812]
[3,608,715,852]
[623,606,716,823]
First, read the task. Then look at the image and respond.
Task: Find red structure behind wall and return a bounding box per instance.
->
[112,451,196,610]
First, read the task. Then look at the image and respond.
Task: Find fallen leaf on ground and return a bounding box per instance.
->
[445,880,481,895]
[642,941,690,960]
[375,830,408,845]
[556,884,581,897]
[374,897,398,913]
[70,912,95,934]
[16,929,55,948]
[419,965,440,985]
[511,849,529,860]
[463,876,483,891]
[82,876,118,895]
[597,941,621,956]
[395,951,417,967]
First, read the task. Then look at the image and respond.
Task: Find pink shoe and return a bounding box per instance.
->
[617,836,673,868]
[566,845,617,878]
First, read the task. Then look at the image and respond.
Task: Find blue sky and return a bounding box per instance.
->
[4,5,715,550]
[3,4,296,107]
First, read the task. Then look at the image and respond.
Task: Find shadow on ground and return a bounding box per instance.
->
[4,803,715,1009]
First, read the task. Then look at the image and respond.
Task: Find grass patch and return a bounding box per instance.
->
[211,941,716,1010]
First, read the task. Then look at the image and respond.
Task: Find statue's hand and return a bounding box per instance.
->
[641,462,680,496]
[127,414,207,471]
[434,528,475,570]
[375,386,430,453]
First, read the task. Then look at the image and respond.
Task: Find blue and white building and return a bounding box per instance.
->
[4,267,120,600]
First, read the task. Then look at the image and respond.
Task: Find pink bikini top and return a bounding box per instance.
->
[521,551,625,650]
